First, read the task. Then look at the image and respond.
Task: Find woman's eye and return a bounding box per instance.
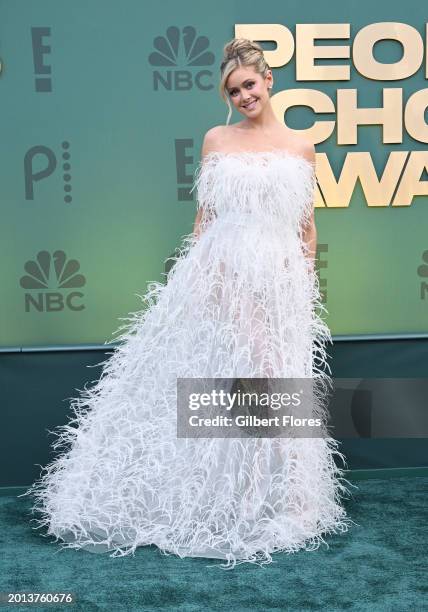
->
[230,82,254,96]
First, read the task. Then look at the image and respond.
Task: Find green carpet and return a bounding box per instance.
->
[1,476,427,611]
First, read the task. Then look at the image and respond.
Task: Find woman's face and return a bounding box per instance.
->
[225,66,272,117]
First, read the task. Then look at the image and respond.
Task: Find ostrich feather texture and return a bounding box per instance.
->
[20,150,356,570]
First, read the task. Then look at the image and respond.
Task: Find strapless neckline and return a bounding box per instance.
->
[203,148,315,169]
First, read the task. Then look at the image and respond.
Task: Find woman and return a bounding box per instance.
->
[21,38,354,570]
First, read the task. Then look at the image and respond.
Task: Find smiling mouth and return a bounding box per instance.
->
[242,99,257,109]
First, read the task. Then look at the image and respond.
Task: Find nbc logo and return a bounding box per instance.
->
[149,25,215,91]
[20,250,86,312]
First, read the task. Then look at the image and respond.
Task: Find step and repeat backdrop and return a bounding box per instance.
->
[1,1,428,347]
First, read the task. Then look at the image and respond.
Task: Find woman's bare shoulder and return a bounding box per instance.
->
[201,125,230,156]
[282,130,315,163]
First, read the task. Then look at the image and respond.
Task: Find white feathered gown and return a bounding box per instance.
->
[21,150,353,569]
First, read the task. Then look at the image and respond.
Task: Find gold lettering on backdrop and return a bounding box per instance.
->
[234,24,295,66]
[234,22,428,207]
[337,89,403,144]
[295,24,351,81]
[405,89,428,141]
[394,151,428,205]
[353,23,424,80]
[314,152,408,208]
[270,88,335,143]
[313,152,428,208]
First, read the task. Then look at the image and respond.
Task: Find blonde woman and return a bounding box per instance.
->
[21,38,354,570]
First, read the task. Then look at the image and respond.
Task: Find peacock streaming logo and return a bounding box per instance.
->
[24,141,73,203]
[149,25,215,91]
[417,249,428,300]
[317,243,328,304]
[19,250,86,312]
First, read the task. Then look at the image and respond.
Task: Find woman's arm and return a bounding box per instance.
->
[301,208,317,275]
[300,141,317,274]
[193,127,220,240]
[193,208,204,239]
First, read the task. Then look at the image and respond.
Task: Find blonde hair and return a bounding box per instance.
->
[219,38,272,125]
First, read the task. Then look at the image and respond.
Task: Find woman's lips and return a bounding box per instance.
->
[242,99,257,110]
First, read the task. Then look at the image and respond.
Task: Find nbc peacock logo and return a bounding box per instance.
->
[19,250,86,312]
[148,25,215,91]
[417,249,428,300]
